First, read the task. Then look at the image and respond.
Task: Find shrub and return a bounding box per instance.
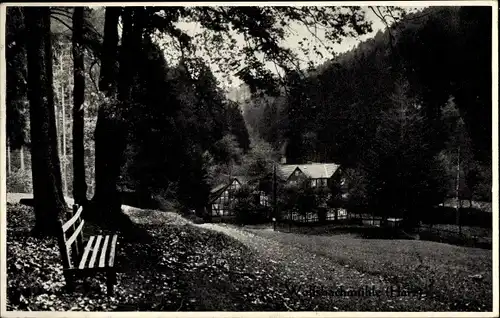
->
[151,188,178,211]
[278,178,326,221]
[232,185,269,224]
[7,169,32,193]
[421,206,491,228]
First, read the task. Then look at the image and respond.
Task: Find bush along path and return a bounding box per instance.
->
[6,203,491,311]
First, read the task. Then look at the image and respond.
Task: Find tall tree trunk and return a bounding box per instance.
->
[117,8,135,102]
[92,7,145,224]
[55,104,60,154]
[93,106,127,218]
[61,80,67,195]
[92,7,124,219]
[98,7,121,94]
[7,140,11,175]
[20,146,24,171]
[24,7,67,237]
[72,7,88,204]
[456,146,461,234]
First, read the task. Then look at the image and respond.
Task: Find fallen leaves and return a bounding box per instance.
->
[6,203,493,312]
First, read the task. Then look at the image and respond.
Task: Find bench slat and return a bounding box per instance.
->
[108,235,118,267]
[78,236,95,269]
[75,205,85,254]
[62,206,83,232]
[99,236,110,268]
[88,235,103,269]
[65,219,85,249]
[58,220,71,269]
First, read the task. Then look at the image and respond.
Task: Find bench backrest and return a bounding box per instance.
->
[58,204,85,269]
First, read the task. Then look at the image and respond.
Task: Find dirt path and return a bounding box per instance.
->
[193,222,491,311]
[7,192,75,207]
[194,223,392,291]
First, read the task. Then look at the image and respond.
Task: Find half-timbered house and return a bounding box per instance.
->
[207,176,271,219]
[279,162,349,221]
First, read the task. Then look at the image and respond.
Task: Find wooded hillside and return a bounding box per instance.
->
[242,6,492,213]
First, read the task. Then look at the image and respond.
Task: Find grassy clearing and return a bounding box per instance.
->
[246,227,492,311]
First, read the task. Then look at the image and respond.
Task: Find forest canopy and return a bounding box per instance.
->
[7,5,390,236]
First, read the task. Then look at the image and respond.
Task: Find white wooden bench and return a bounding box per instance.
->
[57,204,119,295]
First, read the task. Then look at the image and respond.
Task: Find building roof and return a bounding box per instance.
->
[210,183,228,194]
[278,165,300,179]
[209,183,230,203]
[209,177,244,203]
[233,175,250,185]
[279,163,340,180]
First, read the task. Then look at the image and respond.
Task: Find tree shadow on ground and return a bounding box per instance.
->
[19,197,154,245]
[83,202,152,241]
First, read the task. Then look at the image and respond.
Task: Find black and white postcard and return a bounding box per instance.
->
[1,1,498,316]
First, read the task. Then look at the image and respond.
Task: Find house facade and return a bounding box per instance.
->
[207,176,270,218]
[279,162,349,221]
[208,178,242,217]
[279,163,343,188]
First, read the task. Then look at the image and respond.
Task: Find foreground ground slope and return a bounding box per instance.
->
[5,200,492,312]
[199,223,491,311]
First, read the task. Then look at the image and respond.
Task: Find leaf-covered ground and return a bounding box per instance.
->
[196,223,492,312]
[6,202,492,312]
[244,226,492,311]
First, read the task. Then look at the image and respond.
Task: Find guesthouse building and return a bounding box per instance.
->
[206,176,271,219]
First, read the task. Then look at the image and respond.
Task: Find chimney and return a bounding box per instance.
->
[280,157,287,164]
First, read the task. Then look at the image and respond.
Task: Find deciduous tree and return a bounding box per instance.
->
[91,6,374,218]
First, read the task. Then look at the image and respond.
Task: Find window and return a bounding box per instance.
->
[321,179,328,187]
[311,179,317,187]
[295,170,300,176]
[326,210,336,220]
[229,181,239,191]
[212,203,220,216]
[260,192,269,206]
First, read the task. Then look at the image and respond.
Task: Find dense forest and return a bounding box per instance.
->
[4,6,494,313]
[241,6,492,219]
[6,6,493,229]
[6,7,254,217]
[7,5,389,236]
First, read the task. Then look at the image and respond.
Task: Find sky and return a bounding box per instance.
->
[155,6,424,91]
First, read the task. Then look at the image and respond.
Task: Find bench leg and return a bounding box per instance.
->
[106,271,116,296]
[110,271,117,284]
[64,272,75,292]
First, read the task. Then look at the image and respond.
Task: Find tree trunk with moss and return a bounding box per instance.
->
[25,7,67,237]
[92,7,143,220]
[92,7,123,219]
[72,7,88,205]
